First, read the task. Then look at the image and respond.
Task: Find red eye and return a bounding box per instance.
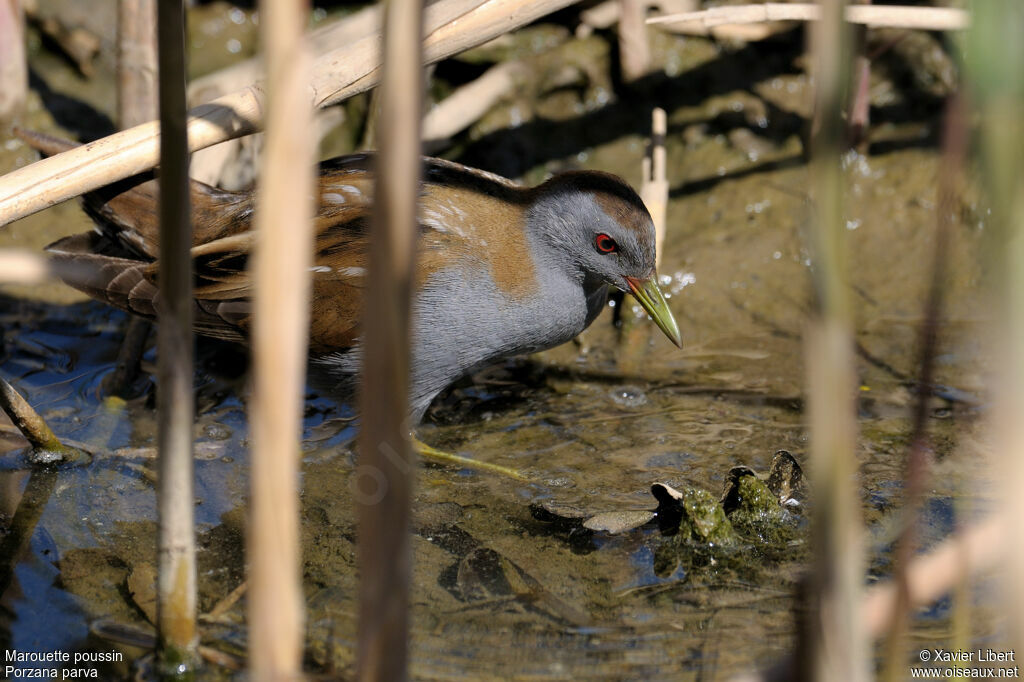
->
[595,233,618,254]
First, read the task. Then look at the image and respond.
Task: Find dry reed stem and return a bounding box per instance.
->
[246,0,315,679]
[640,108,667,269]
[0,249,51,283]
[188,0,474,106]
[578,0,619,35]
[578,0,697,36]
[656,19,795,41]
[422,60,528,142]
[185,0,435,186]
[0,0,577,228]
[109,0,159,399]
[618,0,650,82]
[117,0,158,127]
[355,0,424,676]
[647,3,970,31]
[0,0,27,121]
[154,0,198,670]
[862,513,1006,638]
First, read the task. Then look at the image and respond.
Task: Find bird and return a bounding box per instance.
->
[18,130,682,425]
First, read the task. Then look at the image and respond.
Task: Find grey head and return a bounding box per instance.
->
[525,171,682,348]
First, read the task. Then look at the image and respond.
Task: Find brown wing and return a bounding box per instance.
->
[23,130,375,348]
[22,131,523,353]
[306,170,376,352]
[184,172,377,352]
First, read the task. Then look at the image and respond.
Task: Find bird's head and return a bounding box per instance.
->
[527,171,683,348]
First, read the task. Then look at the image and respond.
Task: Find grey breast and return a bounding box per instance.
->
[406,255,600,417]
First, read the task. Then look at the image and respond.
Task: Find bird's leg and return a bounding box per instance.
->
[411,435,528,481]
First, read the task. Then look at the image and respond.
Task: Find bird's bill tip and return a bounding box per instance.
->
[625,275,682,348]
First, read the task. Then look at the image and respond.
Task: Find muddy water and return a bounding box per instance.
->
[0,5,1001,680]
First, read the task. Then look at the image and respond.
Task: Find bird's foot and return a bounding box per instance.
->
[412,436,528,481]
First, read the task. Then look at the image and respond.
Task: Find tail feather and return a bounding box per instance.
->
[46,233,159,317]
[47,233,248,343]
[19,129,261,345]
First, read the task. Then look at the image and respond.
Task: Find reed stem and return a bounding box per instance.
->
[356,0,424,678]
[247,0,315,677]
[155,0,198,672]
[803,0,866,679]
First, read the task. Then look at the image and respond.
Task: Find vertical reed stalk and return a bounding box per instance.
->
[804,1,866,680]
[107,0,159,399]
[247,0,315,678]
[0,0,26,122]
[965,0,1024,657]
[155,0,198,672]
[846,0,870,150]
[356,0,424,678]
[118,0,158,127]
[618,0,650,83]
[641,107,668,269]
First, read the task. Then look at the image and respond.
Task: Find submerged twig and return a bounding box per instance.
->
[0,468,59,600]
[0,376,79,462]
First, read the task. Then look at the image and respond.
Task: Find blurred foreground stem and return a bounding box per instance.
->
[965,0,1024,657]
[803,0,866,679]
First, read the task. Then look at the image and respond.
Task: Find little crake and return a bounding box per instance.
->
[22,131,682,421]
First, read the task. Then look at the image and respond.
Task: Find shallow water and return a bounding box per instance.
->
[0,142,998,678]
[0,5,1006,680]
